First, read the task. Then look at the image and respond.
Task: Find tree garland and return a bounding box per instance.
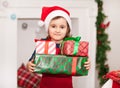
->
[95,0,111,86]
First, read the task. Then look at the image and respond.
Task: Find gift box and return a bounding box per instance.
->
[35,39,56,55]
[105,70,120,87]
[61,36,89,56]
[34,54,88,76]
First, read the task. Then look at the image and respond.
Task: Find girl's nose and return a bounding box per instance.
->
[55,27,60,32]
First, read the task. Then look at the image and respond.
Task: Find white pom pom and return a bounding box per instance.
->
[38,20,45,27]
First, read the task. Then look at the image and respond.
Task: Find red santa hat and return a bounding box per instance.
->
[38,6,72,32]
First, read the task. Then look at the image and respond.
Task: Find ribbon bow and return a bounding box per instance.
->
[64,36,81,41]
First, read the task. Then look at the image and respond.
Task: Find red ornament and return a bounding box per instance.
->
[105,21,110,28]
[97,40,102,45]
[100,21,110,29]
[100,23,105,29]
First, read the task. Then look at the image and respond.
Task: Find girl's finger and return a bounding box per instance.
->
[29,60,36,67]
[84,65,90,70]
[30,62,36,67]
[84,63,91,70]
[29,69,34,72]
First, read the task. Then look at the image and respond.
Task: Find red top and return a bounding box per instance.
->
[40,74,72,88]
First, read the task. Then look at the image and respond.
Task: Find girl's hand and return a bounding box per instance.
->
[26,59,36,72]
[84,59,91,70]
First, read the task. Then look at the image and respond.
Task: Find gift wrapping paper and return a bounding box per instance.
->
[61,37,89,56]
[105,70,120,84]
[34,54,88,76]
[35,40,56,55]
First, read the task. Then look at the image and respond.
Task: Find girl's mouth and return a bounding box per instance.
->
[54,34,61,36]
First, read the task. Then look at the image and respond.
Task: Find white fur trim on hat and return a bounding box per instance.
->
[44,10,72,32]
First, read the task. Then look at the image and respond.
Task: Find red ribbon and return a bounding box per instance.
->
[72,57,77,75]
[44,41,49,54]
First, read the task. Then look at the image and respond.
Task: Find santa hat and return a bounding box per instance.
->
[38,6,72,32]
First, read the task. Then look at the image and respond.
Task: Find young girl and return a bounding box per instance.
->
[26,6,90,88]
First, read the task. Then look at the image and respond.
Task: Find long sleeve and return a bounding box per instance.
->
[29,50,36,61]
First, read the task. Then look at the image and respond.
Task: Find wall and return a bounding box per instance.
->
[95,0,120,88]
[103,0,120,71]
[0,10,17,88]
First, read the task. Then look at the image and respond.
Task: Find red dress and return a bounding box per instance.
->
[39,42,73,88]
[40,74,72,88]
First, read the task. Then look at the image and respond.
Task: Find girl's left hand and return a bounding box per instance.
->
[84,59,91,70]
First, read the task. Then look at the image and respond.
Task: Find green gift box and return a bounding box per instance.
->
[34,54,88,76]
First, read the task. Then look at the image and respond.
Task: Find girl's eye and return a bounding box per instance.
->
[51,25,56,28]
[61,26,65,29]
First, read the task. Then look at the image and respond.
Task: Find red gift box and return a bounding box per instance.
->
[61,37,89,56]
[105,70,120,88]
[35,39,56,55]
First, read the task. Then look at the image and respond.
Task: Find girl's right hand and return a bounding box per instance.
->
[26,59,36,72]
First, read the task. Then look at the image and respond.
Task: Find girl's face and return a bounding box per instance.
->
[48,17,68,43]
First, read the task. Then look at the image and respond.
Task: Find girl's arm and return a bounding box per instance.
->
[26,50,36,72]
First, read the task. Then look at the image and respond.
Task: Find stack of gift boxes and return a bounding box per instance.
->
[34,36,89,76]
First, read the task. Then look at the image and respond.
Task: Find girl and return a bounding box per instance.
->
[26,6,90,88]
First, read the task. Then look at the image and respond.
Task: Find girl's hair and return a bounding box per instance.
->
[47,16,71,39]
